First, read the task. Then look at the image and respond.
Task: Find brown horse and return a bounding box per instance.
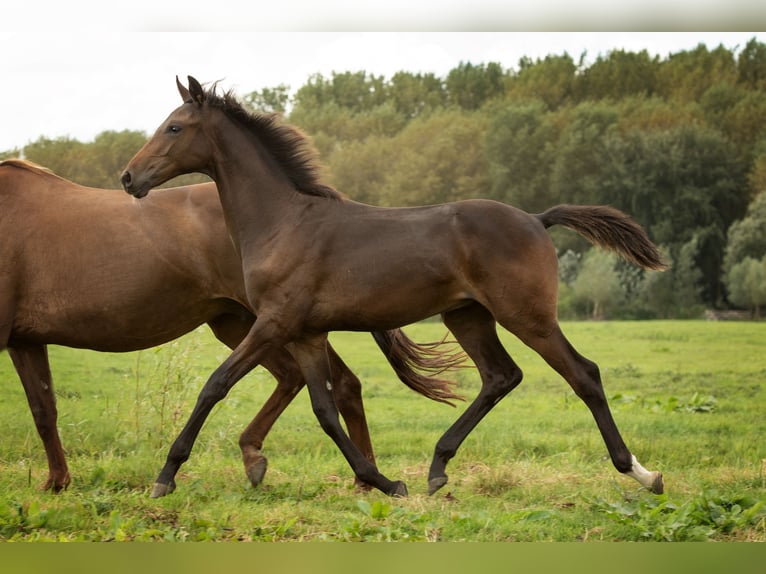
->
[121,76,668,498]
[0,159,464,493]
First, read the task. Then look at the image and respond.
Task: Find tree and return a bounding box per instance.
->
[509,53,577,109]
[575,49,659,100]
[599,124,748,306]
[244,84,290,113]
[737,37,766,91]
[634,246,675,318]
[325,134,396,205]
[748,140,766,194]
[388,71,446,119]
[656,43,738,102]
[1,147,21,160]
[445,61,506,111]
[483,100,558,211]
[549,101,620,252]
[723,191,766,276]
[571,250,623,319]
[672,235,705,317]
[725,256,766,318]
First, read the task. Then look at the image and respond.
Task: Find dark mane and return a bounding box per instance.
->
[203,85,344,200]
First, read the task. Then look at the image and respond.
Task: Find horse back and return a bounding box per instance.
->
[1,163,246,350]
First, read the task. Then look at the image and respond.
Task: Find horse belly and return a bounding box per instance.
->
[310,267,465,332]
[10,284,218,352]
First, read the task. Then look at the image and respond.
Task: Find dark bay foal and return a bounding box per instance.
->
[120,76,667,498]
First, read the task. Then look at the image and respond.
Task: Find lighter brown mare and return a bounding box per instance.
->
[0,159,464,493]
[121,76,668,498]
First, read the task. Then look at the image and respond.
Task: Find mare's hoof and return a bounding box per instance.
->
[44,472,72,493]
[150,482,176,498]
[650,472,664,495]
[428,475,448,496]
[391,481,408,498]
[245,457,268,488]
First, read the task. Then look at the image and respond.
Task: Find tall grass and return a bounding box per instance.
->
[0,321,763,541]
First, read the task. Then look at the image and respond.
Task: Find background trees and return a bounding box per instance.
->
[4,39,766,319]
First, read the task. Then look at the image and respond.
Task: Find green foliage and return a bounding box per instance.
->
[570,251,623,319]
[23,130,148,188]
[575,49,660,100]
[655,43,739,102]
[510,53,577,109]
[725,256,766,317]
[483,100,558,210]
[244,84,290,113]
[724,191,766,275]
[738,37,766,90]
[376,110,490,206]
[445,61,506,110]
[594,491,765,541]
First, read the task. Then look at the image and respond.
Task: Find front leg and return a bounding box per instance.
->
[152,319,282,497]
[10,344,71,492]
[288,336,407,497]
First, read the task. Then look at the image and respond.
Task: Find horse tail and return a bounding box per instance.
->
[535,204,669,271]
[372,329,467,407]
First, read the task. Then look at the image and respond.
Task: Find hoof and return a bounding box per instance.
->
[245,457,268,488]
[150,482,175,498]
[391,481,408,498]
[44,472,71,493]
[650,472,664,495]
[428,475,448,496]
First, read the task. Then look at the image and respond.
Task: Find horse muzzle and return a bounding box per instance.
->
[120,170,150,198]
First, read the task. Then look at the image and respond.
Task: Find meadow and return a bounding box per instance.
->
[0,320,763,542]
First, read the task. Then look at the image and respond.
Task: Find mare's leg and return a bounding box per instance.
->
[8,344,71,492]
[514,324,663,493]
[208,313,375,489]
[428,303,523,495]
[287,335,406,497]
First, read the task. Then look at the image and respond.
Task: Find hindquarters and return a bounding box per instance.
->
[453,201,562,340]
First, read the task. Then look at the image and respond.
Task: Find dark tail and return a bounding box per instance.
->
[372,329,467,407]
[535,204,668,271]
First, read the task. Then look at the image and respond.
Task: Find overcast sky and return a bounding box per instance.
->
[2,25,764,151]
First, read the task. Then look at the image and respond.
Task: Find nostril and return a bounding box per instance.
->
[120,171,132,190]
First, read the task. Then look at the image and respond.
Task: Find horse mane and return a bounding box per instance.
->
[0,159,59,178]
[202,85,344,200]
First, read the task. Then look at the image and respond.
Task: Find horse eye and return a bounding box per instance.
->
[167,125,181,134]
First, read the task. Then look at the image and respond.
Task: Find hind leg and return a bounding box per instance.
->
[428,303,523,495]
[9,344,71,492]
[287,335,406,497]
[326,345,377,489]
[518,324,663,493]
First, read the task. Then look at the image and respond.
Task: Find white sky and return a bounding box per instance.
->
[2,2,765,152]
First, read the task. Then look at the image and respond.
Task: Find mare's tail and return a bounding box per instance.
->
[535,204,668,271]
[372,329,467,407]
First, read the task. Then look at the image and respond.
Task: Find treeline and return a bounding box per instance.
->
[4,39,766,319]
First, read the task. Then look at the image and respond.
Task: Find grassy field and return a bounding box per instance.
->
[0,320,763,541]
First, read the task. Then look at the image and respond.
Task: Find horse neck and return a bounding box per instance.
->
[206,122,305,254]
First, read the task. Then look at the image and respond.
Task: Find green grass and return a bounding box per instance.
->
[0,321,764,541]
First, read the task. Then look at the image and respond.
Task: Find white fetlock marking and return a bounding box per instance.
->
[326,380,332,391]
[625,455,657,489]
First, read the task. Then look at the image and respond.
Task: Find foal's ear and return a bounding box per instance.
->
[187,76,205,105]
[176,76,193,104]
